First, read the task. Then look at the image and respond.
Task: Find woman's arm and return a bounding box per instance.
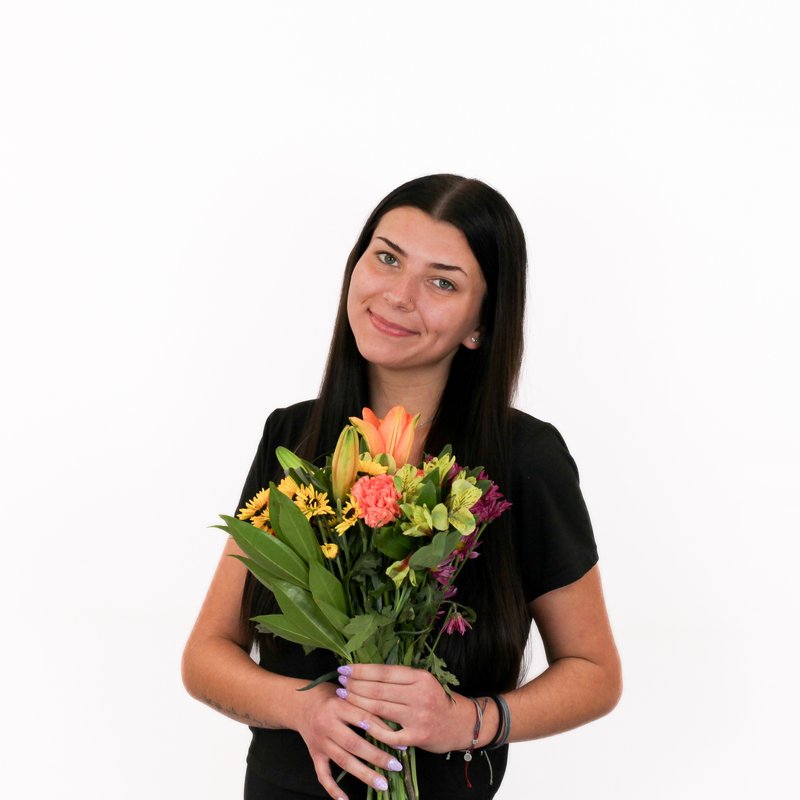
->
[181,538,406,800]
[506,563,622,740]
[340,565,621,751]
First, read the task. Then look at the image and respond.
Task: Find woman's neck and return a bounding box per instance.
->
[367,364,446,426]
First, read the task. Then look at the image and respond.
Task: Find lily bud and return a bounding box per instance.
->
[331,425,359,501]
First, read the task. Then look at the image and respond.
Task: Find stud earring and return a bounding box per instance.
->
[471,336,479,344]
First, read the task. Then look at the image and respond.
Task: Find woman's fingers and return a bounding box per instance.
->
[299,683,407,795]
[310,754,349,800]
[325,735,400,795]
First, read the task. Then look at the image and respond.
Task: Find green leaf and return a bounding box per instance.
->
[297,669,341,692]
[343,614,379,654]
[374,526,414,560]
[269,485,325,566]
[415,480,437,510]
[252,614,320,652]
[408,530,463,569]
[230,555,276,591]
[218,515,309,587]
[270,578,349,659]
[349,551,382,582]
[315,598,351,633]
[308,561,347,615]
[275,446,317,475]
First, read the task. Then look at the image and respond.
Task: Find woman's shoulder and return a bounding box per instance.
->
[264,398,317,428]
[508,408,582,476]
[257,399,317,453]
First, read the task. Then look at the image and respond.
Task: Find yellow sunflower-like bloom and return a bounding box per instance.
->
[293,484,335,520]
[320,543,339,559]
[277,475,300,498]
[237,488,270,522]
[334,497,361,536]
[250,511,274,534]
[357,455,389,476]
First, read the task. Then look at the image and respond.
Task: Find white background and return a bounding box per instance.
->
[2,2,798,797]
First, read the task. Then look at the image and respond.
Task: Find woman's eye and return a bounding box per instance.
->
[377,252,398,266]
[432,278,455,291]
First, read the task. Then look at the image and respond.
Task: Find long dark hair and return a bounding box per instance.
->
[243,174,531,693]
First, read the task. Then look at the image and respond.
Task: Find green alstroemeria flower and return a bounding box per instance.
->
[445,478,483,535]
[386,558,417,588]
[394,463,424,502]
[400,502,450,537]
[423,453,457,485]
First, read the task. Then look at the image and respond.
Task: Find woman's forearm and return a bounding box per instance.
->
[505,654,622,742]
[181,635,308,730]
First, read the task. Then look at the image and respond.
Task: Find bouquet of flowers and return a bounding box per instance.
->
[216,406,511,799]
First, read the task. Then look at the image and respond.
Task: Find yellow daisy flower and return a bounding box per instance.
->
[334,497,361,536]
[320,543,339,559]
[357,455,389,476]
[237,488,270,522]
[277,475,300,498]
[250,511,274,534]
[293,484,334,520]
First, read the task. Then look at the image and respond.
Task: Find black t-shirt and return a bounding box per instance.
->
[235,400,598,798]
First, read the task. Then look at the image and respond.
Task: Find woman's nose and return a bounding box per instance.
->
[383,276,415,311]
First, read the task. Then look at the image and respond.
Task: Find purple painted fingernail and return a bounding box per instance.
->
[337,665,352,676]
[396,745,408,751]
[387,757,403,772]
[338,674,349,686]
[335,687,348,700]
[357,720,370,731]
[373,776,388,791]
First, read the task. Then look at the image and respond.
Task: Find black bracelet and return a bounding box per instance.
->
[485,694,512,750]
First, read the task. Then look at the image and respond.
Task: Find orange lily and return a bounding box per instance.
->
[349,405,421,467]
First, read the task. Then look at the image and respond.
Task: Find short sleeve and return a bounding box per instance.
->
[509,415,599,602]
[234,413,275,516]
[234,400,317,515]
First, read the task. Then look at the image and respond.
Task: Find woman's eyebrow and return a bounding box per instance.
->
[374,236,466,275]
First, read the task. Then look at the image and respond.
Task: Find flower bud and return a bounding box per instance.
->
[331,425,359,501]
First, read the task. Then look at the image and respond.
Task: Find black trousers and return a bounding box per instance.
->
[244,766,364,800]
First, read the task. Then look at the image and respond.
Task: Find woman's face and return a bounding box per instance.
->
[346,206,486,380]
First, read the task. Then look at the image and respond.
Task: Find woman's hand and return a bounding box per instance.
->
[294,681,407,799]
[336,664,478,754]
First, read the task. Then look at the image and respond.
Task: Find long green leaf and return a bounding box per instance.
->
[308,561,347,614]
[315,598,351,633]
[218,515,309,587]
[408,530,463,569]
[269,485,325,566]
[230,555,276,591]
[270,578,349,659]
[252,614,322,651]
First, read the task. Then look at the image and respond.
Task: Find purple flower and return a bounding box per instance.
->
[470,476,512,525]
[453,530,482,562]
[431,563,456,586]
[443,612,472,636]
[447,461,463,481]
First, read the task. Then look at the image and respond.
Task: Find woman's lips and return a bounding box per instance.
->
[368,310,417,337]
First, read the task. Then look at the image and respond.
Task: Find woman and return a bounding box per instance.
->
[182,174,622,799]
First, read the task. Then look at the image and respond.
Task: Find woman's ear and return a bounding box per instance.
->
[463,328,482,350]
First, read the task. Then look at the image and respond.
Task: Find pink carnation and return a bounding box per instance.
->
[350,474,401,528]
